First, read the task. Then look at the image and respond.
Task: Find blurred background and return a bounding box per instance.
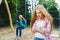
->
[0,0,59,28]
[0,0,60,40]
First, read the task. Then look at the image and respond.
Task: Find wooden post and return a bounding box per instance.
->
[4,0,14,32]
[0,0,2,5]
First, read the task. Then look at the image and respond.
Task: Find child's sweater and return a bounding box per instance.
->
[32,18,51,40]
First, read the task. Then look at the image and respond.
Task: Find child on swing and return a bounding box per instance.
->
[30,5,53,40]
[16,15,26,40]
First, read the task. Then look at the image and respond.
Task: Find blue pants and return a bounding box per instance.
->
[16,26,24,37]
[34,37,45,40]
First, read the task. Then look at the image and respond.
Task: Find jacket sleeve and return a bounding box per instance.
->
[32,20,37,32]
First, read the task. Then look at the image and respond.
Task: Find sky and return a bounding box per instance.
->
[28,0,39,13]
[55,0,60,9]
[0,0,60,11]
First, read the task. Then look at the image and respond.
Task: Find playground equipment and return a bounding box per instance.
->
[4,0,14,32]
[0,0,14,32]
[0,0,2,5]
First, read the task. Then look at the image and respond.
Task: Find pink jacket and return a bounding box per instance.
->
[44,18,51,40]
[32,18,51,40]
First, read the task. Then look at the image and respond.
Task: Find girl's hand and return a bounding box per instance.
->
[16,20,18,22]
[32,26,38,33]
[34,27,47,36]
[42,28,47,36]
[42,28,47,32]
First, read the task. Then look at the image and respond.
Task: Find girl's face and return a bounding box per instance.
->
[36,9,44,19]
[19,16,22,20]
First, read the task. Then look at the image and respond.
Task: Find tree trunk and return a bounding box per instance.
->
[4,0,14,32]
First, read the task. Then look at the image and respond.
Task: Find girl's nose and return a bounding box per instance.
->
[36,13,39,16]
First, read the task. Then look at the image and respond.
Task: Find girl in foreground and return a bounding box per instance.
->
[30,5,53,40]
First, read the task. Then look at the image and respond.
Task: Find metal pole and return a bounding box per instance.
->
[59,10,60,38]
[32,0,33,11]
[16,0,18,17]
[25,0,26,18]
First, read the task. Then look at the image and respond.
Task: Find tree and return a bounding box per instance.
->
[8,0,31,25]
[8,0,26,23]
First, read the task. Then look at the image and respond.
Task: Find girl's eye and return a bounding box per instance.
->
[39,12,42,13]
[37,12,40,14]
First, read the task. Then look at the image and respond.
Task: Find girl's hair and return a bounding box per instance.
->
[19,15,26,22]
[18,15,24,20]
[30,5,53,33]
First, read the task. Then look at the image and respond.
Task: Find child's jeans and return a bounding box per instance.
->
[16,26,24,37]
[34,37,45,40]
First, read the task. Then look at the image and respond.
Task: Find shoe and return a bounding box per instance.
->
[18,37,21,40]
[15,36,19,40]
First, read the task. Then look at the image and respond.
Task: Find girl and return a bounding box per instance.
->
[30,5,53,40]
[16,15,26,40]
